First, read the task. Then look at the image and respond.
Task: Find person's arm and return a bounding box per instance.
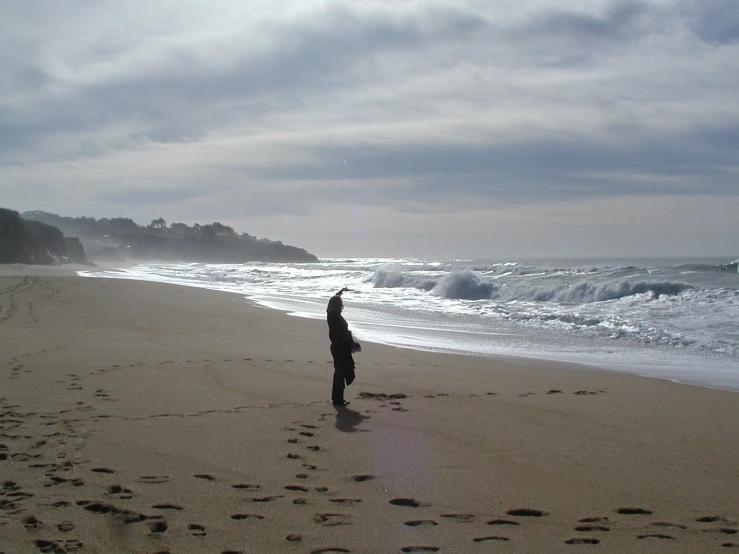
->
[336,286,351,296]
[341,315,353,342]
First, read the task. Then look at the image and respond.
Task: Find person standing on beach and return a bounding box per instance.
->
[327,287,356,406]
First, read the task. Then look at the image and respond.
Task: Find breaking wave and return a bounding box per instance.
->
[431,271,496,300]
[498,280,694,303]
[373,269,694,303]
[372,269,436,291]
[674,263,739,273]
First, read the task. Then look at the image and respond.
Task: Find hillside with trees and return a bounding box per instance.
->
[20,211,318,263]
[0,208,89,265]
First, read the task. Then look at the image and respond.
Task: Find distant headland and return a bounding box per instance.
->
[1,208,318,265]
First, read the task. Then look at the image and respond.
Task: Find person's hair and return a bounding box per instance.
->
[326,294,343,313]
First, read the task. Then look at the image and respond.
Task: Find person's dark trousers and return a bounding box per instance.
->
[331,365,345,403]
[330,342,345,402]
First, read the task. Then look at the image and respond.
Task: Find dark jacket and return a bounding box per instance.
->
[328,311,355,384]
[328,311,352,345]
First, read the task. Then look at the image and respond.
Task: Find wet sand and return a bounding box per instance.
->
[1,266,738,553]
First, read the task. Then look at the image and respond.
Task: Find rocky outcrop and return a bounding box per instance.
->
[0,208,70,264]
[64,237,88,264]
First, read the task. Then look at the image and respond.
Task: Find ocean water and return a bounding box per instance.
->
[79,257,739,392]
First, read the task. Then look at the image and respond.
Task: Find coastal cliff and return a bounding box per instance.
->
[20,211,318,263]
[0,208,88,265]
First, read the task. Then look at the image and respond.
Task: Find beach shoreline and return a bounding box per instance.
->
[1,266,738,553]
[73,258,739,394]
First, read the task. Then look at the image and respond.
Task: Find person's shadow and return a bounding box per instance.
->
[334,405,370,433]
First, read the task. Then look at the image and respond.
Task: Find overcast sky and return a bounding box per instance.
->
[1,0,738,258]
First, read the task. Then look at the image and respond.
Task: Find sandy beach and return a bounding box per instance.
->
[1,266,737,554]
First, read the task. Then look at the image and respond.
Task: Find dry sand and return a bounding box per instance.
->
[1,266,737,553]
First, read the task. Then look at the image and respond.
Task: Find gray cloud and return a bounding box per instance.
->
[513,1,650,51]
[685,0,739,44]
[1,0,738,256]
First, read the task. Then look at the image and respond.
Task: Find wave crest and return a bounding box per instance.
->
[510,280,695,303]
[431,271,497,300]
[373,267,694,304]
[372,269,436,291]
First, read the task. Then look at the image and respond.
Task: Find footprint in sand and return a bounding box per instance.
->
[56,522,75,533]
[441,513,475,522]
[575,524,610,532]
[637,534,674,540]
[565,538,600,544]
[3,481,21,493]
[389,498,422,508]
[187,523,206,536]
[697,516,736,524]
[285,485,310,492]
[616,507,652,515]
[473,536,510,542]
[194,474,215,481]
[313,513,353,526]
[578,516,609,523]
[351,474,376,482]
[34,539,83,552]
[106,485,133,499]
[507,508,548,517]
[137,475,169,484]
[401,547,440,553]
[151,503,184,511]
[329,498,362,504]
[232,483,262,491]
[148,520,168,535]
[404,520,437,527]
[487,519,520,526]
[23,515,42,530]
[310,549,350,554]
[81,502,120,515]
[231,514,265,520]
